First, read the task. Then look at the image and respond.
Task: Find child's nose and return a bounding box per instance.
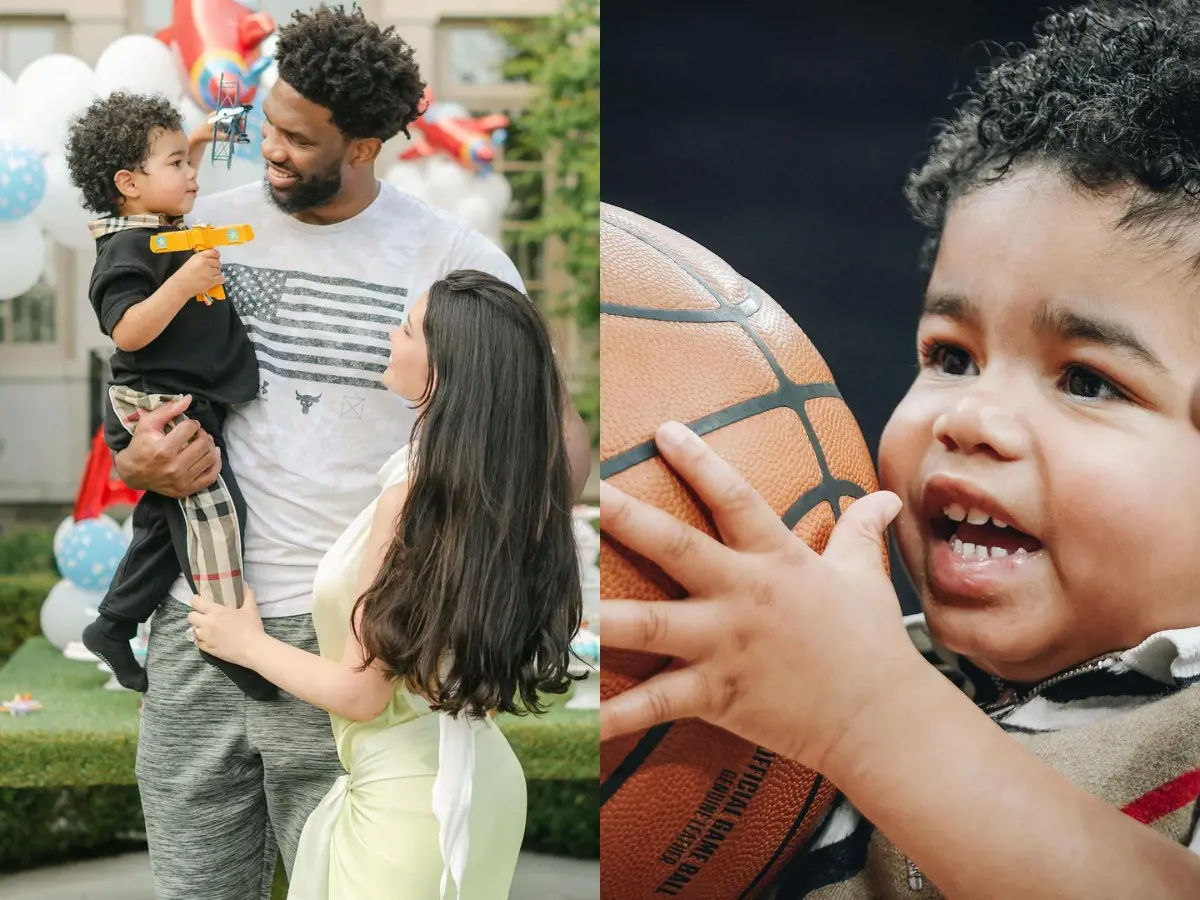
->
[932,391,1030,460]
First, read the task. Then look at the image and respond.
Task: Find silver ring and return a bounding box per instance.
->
[187,627,196,644]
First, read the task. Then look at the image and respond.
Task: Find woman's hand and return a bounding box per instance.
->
[599,420,921,773]
[187,586,266,668]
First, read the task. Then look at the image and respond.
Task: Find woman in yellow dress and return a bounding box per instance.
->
[186,270,583,899]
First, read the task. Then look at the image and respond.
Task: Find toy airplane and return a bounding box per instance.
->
[209,73,255,169]
[1,693,42,716]
[149,223,255,305]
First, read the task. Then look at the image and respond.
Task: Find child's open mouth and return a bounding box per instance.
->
[931,503,1043,561]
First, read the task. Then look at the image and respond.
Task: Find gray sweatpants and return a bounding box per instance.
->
[135,597,343,899]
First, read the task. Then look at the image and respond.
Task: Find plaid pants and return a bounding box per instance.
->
[103,386,245,618]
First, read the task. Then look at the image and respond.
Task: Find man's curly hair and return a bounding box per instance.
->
[274,3,425,142]
[906,0,1200,268]
[65,92,183,216]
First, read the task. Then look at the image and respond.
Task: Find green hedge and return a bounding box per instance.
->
[0,551,598,877]
[0,573,56,667]
[0,633,598,879]
[0,526,56,577]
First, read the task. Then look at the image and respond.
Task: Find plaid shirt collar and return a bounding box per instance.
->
[88,213,185,240]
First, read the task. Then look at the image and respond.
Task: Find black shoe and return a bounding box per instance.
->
[82,619,148,693]
[200,651,280,701]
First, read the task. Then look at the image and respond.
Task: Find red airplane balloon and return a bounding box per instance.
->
[157,0,275,111]
[400,88,509,174]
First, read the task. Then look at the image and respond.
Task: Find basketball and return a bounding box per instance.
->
[599,203,884,898]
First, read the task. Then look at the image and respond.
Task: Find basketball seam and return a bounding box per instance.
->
[599,722,673,806]
[738,773,828,900]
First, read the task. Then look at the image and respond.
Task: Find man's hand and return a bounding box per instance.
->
[114,395,221,498]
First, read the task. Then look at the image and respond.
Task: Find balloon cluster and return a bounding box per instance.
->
[385,156,514,247]
[0,26,276,300]
[40,514,132,651]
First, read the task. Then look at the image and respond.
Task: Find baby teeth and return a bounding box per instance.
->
[944,504,1011,530]
[949,540,1013,560]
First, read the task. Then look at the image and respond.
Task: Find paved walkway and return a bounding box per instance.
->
[0,850,599,899]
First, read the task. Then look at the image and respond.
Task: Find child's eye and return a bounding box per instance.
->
[1060,364,1125,401]
[920,340,978,377]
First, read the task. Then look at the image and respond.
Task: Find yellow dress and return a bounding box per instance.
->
[288,445,527,900]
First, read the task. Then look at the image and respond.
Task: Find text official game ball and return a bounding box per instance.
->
[599,204,885,899]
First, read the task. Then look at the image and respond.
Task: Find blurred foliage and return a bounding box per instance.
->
[0,574,56,666]
[0,526,56,577]
[497,0,599,440]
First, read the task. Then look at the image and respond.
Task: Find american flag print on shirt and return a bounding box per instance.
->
[224,263,408,391]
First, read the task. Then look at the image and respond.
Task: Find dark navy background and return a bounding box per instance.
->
[602,0,1050,613]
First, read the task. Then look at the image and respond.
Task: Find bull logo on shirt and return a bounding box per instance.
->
[295,391,322,414]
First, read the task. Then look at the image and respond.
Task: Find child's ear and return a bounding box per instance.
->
[113,169,139,201]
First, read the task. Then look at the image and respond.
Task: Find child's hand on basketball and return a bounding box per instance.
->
[187,586,264,667]
[600,421,924,773]
[174,249,224,300]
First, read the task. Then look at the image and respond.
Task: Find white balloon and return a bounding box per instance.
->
[93,35,181,101]
[176,95,209,134]
[35,154,94,251]
[39,579,106,651]
[198,154,264,196]
[454,194,502,245]
[424,156,475,212]
[385,161,432,203]
[15,54,95,157]
[0,218,46,299]
[0,71,18,121]
[478,171,513,215]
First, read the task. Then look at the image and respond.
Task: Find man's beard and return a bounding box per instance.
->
[263,162,343,214]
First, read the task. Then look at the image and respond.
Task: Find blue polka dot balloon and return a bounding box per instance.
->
[54,517,128,592]
[0,139,47,224]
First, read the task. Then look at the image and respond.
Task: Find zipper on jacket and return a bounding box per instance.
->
[982,653,1120,716]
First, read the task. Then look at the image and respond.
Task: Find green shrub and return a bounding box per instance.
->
[524,779,598,858]
[0,786,144,873]
[0,574,56,666]
[0,526,56,576]
[0,638,598,872]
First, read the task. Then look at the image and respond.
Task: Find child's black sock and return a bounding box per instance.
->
[200,652,280,702]
[82,617,148,693]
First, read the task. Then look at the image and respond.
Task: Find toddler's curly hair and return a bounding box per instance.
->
[908,0,1200,267]
[65,92,183,216]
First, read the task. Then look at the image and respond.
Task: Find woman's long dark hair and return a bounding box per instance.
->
[352,269,583,719]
